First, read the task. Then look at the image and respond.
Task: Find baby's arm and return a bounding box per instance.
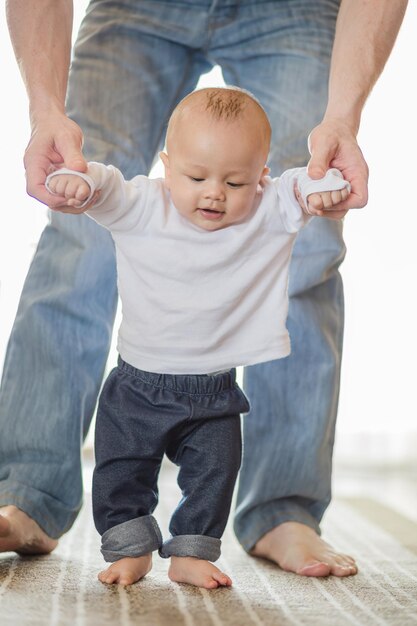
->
[295,168,351,220]
[46,164,149,230]
[46,170,98,213]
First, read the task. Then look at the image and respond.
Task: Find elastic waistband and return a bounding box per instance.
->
[131,1,268,6]
[117,357,237,394]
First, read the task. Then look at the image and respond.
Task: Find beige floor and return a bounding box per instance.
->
[1,456,417,626]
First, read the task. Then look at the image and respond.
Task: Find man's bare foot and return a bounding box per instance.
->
[0,506,58,555]
[168,556,232,589]
[251,521,357,577]
[98,554,152,586]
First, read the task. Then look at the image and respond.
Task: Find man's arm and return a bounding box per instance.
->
[6,0,87,207]
[308,0,408,214]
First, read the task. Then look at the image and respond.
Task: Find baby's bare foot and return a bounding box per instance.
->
[98,554,152,586]
[168,556,232,589]
[251,521,357,577]
[0,506,58,555]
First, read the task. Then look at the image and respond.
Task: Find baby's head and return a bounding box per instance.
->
[160,87,271,231]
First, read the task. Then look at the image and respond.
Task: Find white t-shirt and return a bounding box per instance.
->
[83,162,310,374]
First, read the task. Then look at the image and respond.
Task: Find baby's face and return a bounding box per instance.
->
[161,116,269,231]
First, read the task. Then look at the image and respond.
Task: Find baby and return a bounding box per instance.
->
[46,87,350,589]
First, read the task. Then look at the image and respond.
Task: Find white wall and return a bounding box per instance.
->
[0,2,416,463]
[336,2,417,462]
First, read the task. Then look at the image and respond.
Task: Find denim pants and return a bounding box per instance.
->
[93,359,248,562]
[0,0,345,547]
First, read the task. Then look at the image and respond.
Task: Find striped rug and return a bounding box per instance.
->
[1,465,417,625]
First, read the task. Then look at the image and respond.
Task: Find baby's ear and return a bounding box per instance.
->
[159,151,170,182]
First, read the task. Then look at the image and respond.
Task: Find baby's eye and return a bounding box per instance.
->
[227,182,244,188]
[189,176,204,182]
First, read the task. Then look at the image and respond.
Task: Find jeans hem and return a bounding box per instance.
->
[159,534,221,561]
[0,484,81,539]
[101,515,163,562]
[234,503,321,553]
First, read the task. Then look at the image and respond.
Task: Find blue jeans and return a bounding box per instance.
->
[0,0,344,545]
[94,359,248,562]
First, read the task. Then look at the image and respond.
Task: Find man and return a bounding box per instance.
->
[0,0,407,577]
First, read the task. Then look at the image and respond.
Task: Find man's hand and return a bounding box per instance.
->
[24,111,88,208]
[307,118,369,219]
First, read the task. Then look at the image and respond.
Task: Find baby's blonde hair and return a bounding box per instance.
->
[204,87,251,120]
[166,86,271,154]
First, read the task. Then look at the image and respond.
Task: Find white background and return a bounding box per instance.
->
[0,2,416,464]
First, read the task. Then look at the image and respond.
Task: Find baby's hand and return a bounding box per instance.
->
[294,185,350,220]
[46,173,98,213]
[294,171,350,220]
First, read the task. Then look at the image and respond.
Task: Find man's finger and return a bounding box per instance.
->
[64,154,88,172]
[307,129,333,179]
[306,149,331,180]
[25,161,60,206]
[55,132,87,172]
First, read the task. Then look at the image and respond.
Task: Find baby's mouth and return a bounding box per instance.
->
[197,207,225,219]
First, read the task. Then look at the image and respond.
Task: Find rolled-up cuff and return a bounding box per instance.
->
[101,515,162,562]
[159,534,221,562]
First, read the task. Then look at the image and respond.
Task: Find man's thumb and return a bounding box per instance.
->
[64,153,88,173]
[306,156,328,180]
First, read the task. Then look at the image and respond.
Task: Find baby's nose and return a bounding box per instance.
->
[205,183,225,200]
